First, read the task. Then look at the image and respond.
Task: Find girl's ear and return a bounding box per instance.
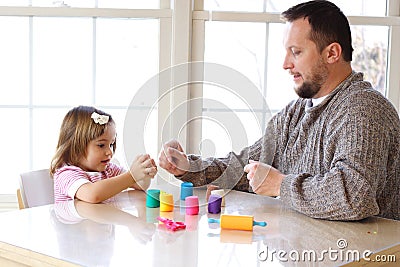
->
[325,42,342,64]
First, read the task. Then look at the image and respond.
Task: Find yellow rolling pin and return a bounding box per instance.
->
[208,214,267,231]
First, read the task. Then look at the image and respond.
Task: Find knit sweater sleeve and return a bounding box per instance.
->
[280,89,398,220]
[177,117,278,191]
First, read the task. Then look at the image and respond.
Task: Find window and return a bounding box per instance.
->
[0,5,165,197]
[193,0,399,157]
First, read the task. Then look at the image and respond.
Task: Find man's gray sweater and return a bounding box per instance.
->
[180,72,400,221]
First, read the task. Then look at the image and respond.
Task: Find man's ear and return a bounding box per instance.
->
[325,42,342,64]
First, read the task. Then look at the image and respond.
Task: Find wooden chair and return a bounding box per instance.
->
[17,169,54,209]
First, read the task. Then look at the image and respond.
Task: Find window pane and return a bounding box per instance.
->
[204,21,266,100]
[32,17,93,106]
[32,108,69,170]
[143,106,158,158]
[205,0,387,16]
[266,23,297,112]
[0,0,160,8]
[202,84,261,110]
[203,22,267,156]
[123,106,158,166]
[204,0,266,12]
[0,17,29,105]
[351,25,388,95]
[30,0,95,7]
[330,0,387,16]
[201,110,263,157]
[97,0,160,9]
[204,21,296,113]
[263,0,309,12]
[95,19,159,106]
[0,0,29,6]
[0,109,29,194]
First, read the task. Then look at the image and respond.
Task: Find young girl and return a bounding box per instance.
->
[50,105,157,203]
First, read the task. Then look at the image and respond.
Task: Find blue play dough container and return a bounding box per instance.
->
[180,182,193,200]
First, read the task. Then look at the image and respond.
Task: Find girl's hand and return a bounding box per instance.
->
[130,154,158,182]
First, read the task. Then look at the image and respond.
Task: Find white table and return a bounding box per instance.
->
[0,188,399,266]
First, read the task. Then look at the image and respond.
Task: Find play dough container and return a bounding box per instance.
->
[185,196,199,215]
[160,193,174,212]
[180,182,194,200]
[210,189,225,206]
[146,189,160,208]
[208,194,222,214]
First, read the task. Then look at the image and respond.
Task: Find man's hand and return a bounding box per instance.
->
[158,139,189,176]
[243,160,284,197]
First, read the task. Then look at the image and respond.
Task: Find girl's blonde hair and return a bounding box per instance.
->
[50,106,116,175]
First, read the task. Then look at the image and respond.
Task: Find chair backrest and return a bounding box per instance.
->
[19,169,54,208]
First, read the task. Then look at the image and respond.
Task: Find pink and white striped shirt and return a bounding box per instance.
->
[53,163,125,203]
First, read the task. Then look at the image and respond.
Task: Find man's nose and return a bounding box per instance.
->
[282,53,293,70]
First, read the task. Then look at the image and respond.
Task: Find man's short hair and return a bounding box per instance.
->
[281,0,353,62]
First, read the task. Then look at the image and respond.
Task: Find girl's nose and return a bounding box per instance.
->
[106,146,113,156]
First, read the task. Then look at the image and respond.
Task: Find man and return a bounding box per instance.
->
[159,0,400,221]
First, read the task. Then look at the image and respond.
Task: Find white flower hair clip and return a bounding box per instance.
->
[91,112,109,125]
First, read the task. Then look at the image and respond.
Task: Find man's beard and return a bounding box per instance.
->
[295,60,328,99]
